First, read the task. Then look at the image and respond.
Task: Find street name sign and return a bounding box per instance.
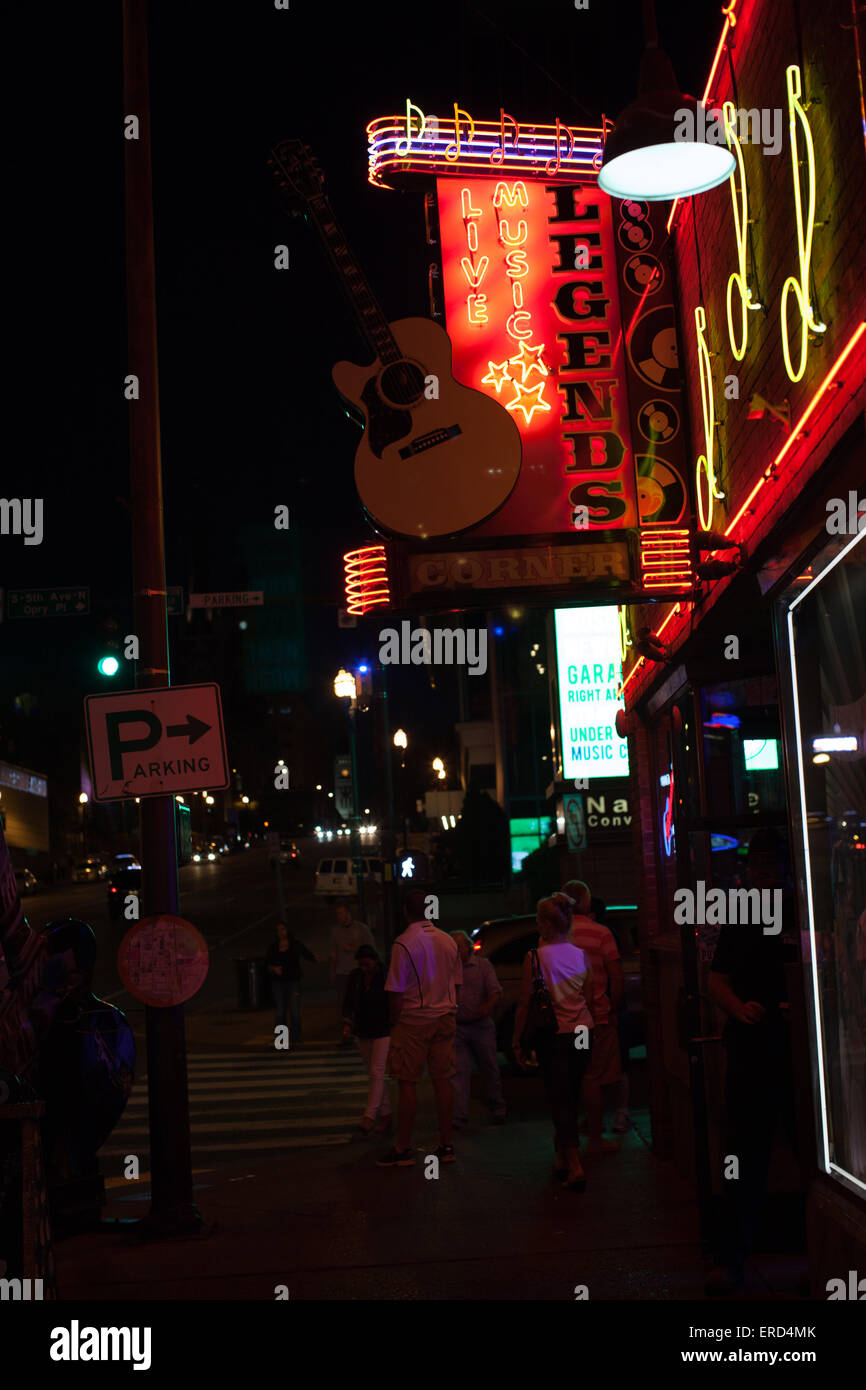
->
[5,586,90,618]
[84,683,229,802]
[189,591,263,609]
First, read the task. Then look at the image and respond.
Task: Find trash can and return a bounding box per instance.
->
[233,958,270,1011]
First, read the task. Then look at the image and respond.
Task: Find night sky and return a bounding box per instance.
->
[7,0,722,760]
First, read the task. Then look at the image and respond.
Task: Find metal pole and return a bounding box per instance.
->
[348,705,366,921]
[378,665,397,952]
[123,0,202,1236]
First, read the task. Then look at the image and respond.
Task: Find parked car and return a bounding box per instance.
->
[72,857,108,883]
[14,867,38,896]
[108,866,141,922]
[314,856,383,895]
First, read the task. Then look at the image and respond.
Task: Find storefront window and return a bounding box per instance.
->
[778,529,866,1194]
[701,678,786,819]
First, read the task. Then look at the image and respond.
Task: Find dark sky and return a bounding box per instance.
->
[8,0,722,741]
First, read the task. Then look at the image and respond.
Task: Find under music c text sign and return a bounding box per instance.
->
[84,683,230,802]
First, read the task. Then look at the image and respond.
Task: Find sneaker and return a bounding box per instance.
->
[375,1146,415,1167]
[612,1109,631,1133]
[434,1144,456,1163]
[705,1264,745,1297]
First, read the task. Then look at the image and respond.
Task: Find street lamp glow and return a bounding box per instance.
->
[205,795,215,806]
[175,795,185,803]
[334,668,357,700]
[78,792,89,805]
[393,729,408,750]
[432,757,444,773]
[241,795,250,804]
[315,784,322,791]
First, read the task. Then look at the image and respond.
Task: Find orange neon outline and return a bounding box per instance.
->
[482,360,512,393]
[506,310,533,340]
[721,322,866,540]
[666,2,741,233]
[505,377,551,423]
[467,293,488,325]
[508,339,547,382]
[460,255,489,289]
[492,180,529,208]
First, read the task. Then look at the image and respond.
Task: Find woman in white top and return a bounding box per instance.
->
[513,893,595,1190]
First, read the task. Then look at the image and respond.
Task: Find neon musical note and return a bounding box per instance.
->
[780,65,827,383]
[723,100,761,362]
[545,117,575,176]
[694,306,725,531]
[446,104,476,162]
[490,108,520,166]
[395,97,428,157]
[721,0,738,28]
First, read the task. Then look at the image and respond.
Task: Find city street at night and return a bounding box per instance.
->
[2,0,864,1365]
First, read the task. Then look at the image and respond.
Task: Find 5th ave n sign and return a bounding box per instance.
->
[84,683,230,802]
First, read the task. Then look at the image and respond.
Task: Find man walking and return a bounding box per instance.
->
[450,931,506,1128]
[329,902,375,1047]
[376,889,463,1167]
[562,880,624,1156]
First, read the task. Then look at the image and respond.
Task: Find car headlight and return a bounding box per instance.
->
[208,852,216,861]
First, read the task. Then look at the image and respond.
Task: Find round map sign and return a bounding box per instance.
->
[117,914,209,1007]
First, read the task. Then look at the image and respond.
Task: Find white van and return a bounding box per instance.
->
[315,856,383,896]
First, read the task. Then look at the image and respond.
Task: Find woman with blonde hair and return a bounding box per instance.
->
[513,893,595,1190]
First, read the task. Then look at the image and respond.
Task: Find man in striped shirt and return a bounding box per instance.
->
[562,880,624,1156]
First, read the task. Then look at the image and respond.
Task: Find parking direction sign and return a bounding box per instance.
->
[84,683,229,802]
[189,591,263,609]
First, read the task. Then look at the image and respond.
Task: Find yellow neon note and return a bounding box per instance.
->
[694,306,725,531]
[781,65,827,382]
[723,101,760,362]
[446,104,475,163]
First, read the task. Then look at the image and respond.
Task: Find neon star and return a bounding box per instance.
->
[508,339,548,382]
[482,359,512,393]
[506,378,551,424]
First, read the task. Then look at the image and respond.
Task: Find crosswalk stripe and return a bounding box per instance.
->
[100,1134,354,1154]
[112,1115,368,1135]
[123,1089,370,1107]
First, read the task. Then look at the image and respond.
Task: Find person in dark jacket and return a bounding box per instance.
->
[341,944,392,1136]
[266,921,317,1048]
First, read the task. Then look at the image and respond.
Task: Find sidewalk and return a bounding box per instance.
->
[54,999,810,1301]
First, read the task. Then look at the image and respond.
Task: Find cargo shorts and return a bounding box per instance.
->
[387,1012,457,1082]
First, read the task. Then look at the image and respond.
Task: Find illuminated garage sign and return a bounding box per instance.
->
[554,606,629,780]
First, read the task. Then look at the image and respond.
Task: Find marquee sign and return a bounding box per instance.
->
[367,103,606,188]
[438,177,642,537]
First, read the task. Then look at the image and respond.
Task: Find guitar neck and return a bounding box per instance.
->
[305,192,401,365]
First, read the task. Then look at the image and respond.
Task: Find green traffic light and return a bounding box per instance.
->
[98,656,120,677]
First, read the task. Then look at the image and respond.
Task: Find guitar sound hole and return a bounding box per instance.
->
[379,361,426,408]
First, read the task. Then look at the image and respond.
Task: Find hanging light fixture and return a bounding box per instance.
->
[598,0,735,201]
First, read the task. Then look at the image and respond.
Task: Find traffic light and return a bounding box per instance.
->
[97,655,120,677]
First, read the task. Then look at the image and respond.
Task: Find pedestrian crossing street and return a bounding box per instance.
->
[98,1042,378,1168]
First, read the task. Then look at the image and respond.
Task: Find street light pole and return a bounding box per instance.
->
[123,0,201,1237]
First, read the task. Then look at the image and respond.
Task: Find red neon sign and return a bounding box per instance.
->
[438,177,641,535]
[344,546,391,615]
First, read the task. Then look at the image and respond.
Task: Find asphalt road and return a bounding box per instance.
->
[21,842,338,1011]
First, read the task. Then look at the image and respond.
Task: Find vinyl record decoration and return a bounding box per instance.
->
[636,455,687,525]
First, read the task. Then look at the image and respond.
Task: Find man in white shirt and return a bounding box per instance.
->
[376,889,463,1167]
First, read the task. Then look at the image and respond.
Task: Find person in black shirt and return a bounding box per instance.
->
[265,921,317,1049]
[705,828,800,1295]
[341,945,392,1136]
